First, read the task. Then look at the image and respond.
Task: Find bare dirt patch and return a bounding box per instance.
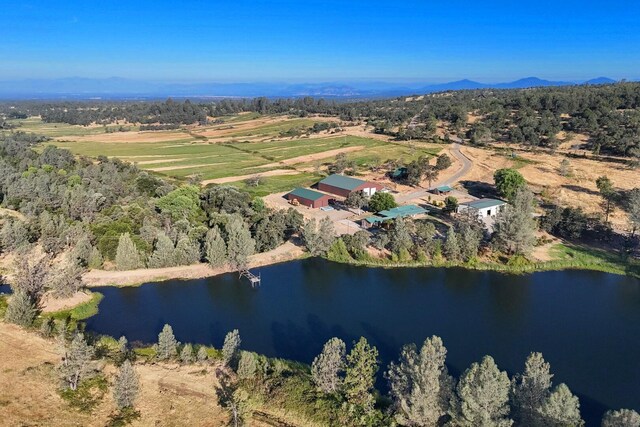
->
[201,169,300,185]
[40,290,93,313]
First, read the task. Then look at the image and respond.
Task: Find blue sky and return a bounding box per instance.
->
[1,0,639,82]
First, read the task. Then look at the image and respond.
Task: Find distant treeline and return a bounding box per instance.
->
[1,82,639,156]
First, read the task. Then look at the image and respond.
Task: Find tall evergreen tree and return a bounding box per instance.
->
[226,217,255,270]
[5,290,38,327]
[389,217,413,254]
[538,384,583,426]
[387,335,454,426]
[147,234,176,268]
[174,235,201,265]
[444,227,461,262]
[59,333,95,391]
[204,226,227,268]
[492,187,537,256]
[511,352,553,426]
[113,360,139,409]
[115,233,143,271]
[344,337,379,416]
[311,337,346,394]
[450,355,512,427]
[157,324,178,360]
[180,343,194,364]
[222,329,242,369]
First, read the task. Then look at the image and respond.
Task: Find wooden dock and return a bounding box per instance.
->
[239,269,261,287]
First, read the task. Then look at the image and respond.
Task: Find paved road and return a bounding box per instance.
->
[395,142,472,203]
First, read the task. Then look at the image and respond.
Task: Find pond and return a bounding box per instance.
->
[85,259,640,425]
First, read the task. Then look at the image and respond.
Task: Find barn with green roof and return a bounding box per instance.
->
[285,187,333,208]
[317,174,384,197]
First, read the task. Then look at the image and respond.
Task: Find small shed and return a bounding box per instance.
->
[391,167,408,179]
[457,198,506,218]
[318,174,384,198]
[286,188,332,208]
[433,185,454,195]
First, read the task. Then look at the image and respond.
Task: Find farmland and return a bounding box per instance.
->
[11,115,441,196]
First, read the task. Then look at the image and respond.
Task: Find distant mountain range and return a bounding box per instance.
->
[0,76,623,100]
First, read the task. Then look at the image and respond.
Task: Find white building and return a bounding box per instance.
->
[457,198,507,219]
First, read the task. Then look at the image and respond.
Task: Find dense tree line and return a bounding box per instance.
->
[0,131,304,315]
[3,83,638,155]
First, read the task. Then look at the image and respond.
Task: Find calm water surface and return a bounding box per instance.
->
[86,259,640,425]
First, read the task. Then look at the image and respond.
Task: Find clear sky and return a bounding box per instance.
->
[1,0,639,82]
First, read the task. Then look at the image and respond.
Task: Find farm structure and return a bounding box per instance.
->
[317,174,384,198]
[457,199,506,218]
[432,185,454,195]
[285,188,333,208]
[362,205,427,228]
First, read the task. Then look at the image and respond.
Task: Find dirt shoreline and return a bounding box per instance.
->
[83,241,305,287]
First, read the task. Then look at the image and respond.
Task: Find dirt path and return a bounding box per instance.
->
[40,290,93,313]
[201,169,300,185]
[396,142,472,203]
[84,241,304,287]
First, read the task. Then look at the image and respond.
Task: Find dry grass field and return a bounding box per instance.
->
[0,323,229,427]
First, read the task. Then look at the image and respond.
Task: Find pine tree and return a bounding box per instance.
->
[344,337,379,415]
[115,233,143,271]
[71,235,93,266]
[602,408,640,427]
[87,246,104,269]
[222,329,242,369]
[450,355,512,427]
[387,336,454,426]
[197,346,209,363]
[311,337,346,394]
[147,234,176,268]
[444,227,461,262]
[59,333,95,391]
[237,351,258,379]
[157,324,178,360]
[492,188,537,256]
[113,360,139,409]
[49,257,84,299]
[226,217,255,270]
[302,218,322,255]
[5,290,38,327]
[204,226,227,268]
[538,383,583,426]
[389,217,413,254]
[180,343,194,364]
[511,352,553,426]
[174,236,201,265]
[318,216,336,252]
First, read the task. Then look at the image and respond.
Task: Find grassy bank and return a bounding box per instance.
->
[328,243,640,279]
[48,292,104,321]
